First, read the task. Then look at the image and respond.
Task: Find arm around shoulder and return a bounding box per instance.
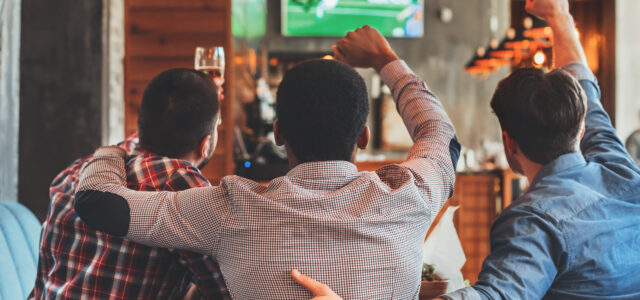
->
[74,146,131,236]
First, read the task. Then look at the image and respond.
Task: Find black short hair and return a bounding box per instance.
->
[138,68,219,158]
[491,67,586,164]
[275,59,369,162]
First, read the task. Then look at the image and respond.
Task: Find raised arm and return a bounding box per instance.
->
[74,146,225,255]
[334,26,459,215]
[527,0,637,169]
[525,0,585,67]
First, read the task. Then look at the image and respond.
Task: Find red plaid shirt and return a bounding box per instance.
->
[29,134,230,299]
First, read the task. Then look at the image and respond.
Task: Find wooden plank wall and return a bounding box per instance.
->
[425,173,501,285]
[450,173,500,285]
[124,0,234,184]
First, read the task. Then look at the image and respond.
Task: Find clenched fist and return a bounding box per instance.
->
[333,25,399,72]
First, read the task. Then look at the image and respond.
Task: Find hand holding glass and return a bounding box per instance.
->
[195,46,225,100]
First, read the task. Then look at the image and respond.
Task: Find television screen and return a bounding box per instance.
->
[282,0,424,38]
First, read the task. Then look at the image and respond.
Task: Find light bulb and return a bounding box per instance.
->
[533,50,546,66]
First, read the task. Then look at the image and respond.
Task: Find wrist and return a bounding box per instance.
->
[373,50,399,73]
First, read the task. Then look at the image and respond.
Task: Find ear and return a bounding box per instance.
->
[579,122,586,140]
[273,120,285,146]
[199,135,212,158]
[502,131,518,156]
[357,126,370,150]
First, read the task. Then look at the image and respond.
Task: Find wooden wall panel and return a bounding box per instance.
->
[128,10,226,35]
[126,59,194,81]
[124,0,234,184]
[448,173,500,285]
[128,34,226,58]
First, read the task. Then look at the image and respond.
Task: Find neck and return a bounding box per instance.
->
[285,149,358,169]
[283,143,358,169]
[285,145,300,168]
[521,160,544,185]
[179,151,201,167]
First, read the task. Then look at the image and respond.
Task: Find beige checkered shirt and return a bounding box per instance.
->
[77,60,458,299]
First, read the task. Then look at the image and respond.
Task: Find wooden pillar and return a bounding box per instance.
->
[19,0,104,220]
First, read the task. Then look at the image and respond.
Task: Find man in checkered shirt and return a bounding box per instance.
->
[30,69,230,299]
[74,26,460,299]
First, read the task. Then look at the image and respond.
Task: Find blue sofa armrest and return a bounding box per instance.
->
[0,201,41,299]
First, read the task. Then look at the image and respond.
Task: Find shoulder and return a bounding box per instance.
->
[511,179,591,224]
[127,154,210,190]
[491,199,566,254]
[51,155,92,188]
[166,165,210,190]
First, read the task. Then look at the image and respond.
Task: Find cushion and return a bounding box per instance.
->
[0,201,41,299]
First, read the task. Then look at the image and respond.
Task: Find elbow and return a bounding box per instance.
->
[447,136,461,198]
[74,190,131,237]
[449,136,461,172]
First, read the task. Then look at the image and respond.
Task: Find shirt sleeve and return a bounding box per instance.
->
[164,169,230,299]
[444,207,564,300]
[74,147,230,257]
[117,132,140,153]
[561,62,638,171]
[377,60,460,216]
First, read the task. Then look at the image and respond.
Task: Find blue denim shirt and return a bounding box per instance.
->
[444,63,640,300]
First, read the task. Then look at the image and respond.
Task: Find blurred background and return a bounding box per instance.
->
[1,0,639,285]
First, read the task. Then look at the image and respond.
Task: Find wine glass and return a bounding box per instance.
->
[195,46,225,99]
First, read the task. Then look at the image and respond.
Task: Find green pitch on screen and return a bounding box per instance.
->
[282,0,424,38]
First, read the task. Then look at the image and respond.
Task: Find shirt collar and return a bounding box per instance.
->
[530,151,587,186]
[127,147,197,168]
[128,147,154,159]
[286,160,359,180]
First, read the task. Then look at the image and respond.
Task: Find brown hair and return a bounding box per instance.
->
[491,67,586,164]
[138,68,219,157]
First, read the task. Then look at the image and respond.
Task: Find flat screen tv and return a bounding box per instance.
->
[282,0,424,38]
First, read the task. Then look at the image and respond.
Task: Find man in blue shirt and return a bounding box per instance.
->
[438,0,640,299]
[293,0,640,299]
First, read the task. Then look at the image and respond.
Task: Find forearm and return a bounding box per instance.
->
[443,211,559,300]
[548,12,586,67]
[379,60,456,148]
[75,147,174,243]
[75,147,219,254]
[75,147,131,236]
[378,60,459,208]
[441,288,485,300]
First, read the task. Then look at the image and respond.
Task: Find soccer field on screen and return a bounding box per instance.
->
[282,0,424,38]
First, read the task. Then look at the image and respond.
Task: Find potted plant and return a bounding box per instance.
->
[419,263,448,300]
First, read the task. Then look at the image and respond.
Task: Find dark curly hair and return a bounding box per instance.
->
[276,59,369,163]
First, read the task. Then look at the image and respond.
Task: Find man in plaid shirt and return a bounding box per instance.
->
[74,27,460,299]
[30,69,230,299]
